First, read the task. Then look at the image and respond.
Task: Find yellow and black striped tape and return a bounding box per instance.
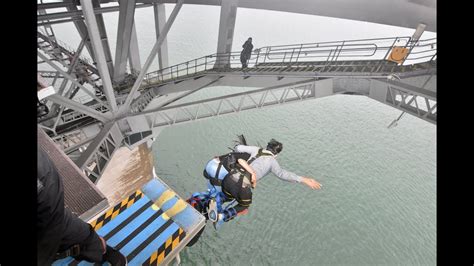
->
[143,228,186,266]
[90,190,143,230]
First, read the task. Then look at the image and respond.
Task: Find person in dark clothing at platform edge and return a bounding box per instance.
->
[240,37,254,68]
[37,148,127,266]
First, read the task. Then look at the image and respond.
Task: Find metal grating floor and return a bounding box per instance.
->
[38,127,108,220]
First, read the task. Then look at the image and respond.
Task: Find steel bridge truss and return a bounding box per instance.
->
[52,128,89,152]
[75,122,124,183]
[385,85,437,124]
[38,11,436,183]
[129,80,323,133]
[151,83,315,126]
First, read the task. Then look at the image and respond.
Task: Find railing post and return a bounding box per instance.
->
[254,49,260,68]
[401,37,416,65]
[264,47,270,64]
[289,48,295,63]
[375,37,399,72]
[326,49,333,64]
[382,37,399,60]
[323,48,334,72]
[335,41,345,61]
[295,44,303,62]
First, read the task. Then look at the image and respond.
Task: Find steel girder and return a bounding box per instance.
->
[47,94,111,123]
[48,36,88,117]
[113,0,137,82]
[385,85,436,125]
[128,23,142,74]
[370,78,436,124]
[214,0,238,68]
[38,3,151,22]
[153,3,169,69]
[118,0,184,115]
[75,122,124,183]
[80,0,118,112]
[37,51,108,106]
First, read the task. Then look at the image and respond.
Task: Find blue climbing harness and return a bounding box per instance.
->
[187,185,238,229]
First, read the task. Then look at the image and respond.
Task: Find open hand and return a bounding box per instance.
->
[301,177,322,190]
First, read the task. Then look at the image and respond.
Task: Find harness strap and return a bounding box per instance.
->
[203,169,222,186]
[237,172,251,189]
[247,148,272,165]
[214,162,222,180]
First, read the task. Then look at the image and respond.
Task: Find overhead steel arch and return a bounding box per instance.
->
[153,0,436,32]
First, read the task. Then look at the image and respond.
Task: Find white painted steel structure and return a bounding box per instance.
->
[37,0,436,185]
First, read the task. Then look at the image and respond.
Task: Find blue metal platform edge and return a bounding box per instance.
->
[52,173,206,266]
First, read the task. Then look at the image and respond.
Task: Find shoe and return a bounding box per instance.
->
[207,199,218,222]
[103,245,127,266]
[213,213,225,230]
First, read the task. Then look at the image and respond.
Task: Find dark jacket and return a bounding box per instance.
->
[241,40,254,59]
[37,148,66,265]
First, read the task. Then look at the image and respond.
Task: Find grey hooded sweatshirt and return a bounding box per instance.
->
[234,145,302,183]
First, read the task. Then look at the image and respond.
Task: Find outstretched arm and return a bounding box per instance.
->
[270,160,322,189]
[238,158,257,188]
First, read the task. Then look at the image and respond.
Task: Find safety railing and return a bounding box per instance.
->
[61,104,108,123]
[51,128,87,150]
[143,36,437,86]
[403,37,437,64]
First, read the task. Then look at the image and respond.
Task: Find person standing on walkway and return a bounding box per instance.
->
[240,37,254,69]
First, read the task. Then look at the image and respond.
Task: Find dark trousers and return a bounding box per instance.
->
[221,173,252,213]
[240,53,249,68]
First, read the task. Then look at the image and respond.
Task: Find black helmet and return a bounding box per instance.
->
[266,139,283,155]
